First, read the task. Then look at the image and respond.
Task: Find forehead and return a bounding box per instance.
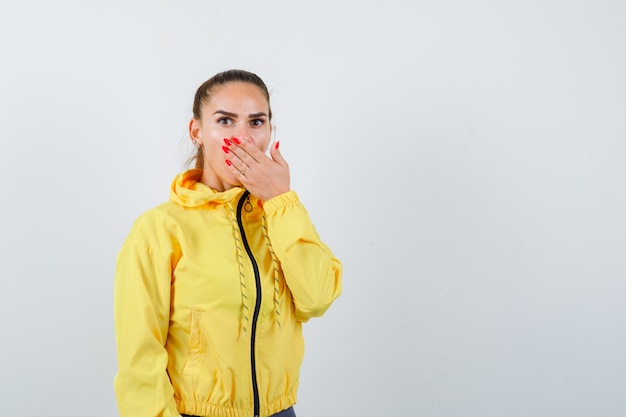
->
[207,82,269,109]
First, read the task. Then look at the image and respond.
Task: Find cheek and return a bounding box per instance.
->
[202,126,227,149]
[205,125,222,140]
[257,127,272,147]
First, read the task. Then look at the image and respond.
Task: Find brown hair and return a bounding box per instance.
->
[188,69,272,169]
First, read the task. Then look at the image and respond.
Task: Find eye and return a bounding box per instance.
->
[218,117,233,126]
[250,119,265,127]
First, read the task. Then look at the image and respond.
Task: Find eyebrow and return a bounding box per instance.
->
[213,110,268,118]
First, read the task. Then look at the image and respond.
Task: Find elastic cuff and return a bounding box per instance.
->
[263,190,301,215]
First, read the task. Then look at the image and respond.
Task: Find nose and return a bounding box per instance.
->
[233,123,256,145]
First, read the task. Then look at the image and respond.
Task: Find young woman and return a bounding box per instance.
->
[113,69,342,417]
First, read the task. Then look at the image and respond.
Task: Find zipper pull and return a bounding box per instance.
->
[244,195,253,213]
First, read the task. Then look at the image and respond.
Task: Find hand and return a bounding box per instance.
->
[223,137,290,202]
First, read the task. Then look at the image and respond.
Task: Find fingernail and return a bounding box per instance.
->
[221,145,230,154]
[275,141,280,149]
[223,138,232,146]
[233,137,241,145]
[225,159,232,166]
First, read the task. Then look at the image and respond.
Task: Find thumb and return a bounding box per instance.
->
[270,141,287,166]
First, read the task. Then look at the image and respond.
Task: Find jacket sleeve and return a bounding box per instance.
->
[263,190,342,322]
[113,226,181,417]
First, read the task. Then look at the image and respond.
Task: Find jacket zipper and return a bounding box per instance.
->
[237,190,262,417]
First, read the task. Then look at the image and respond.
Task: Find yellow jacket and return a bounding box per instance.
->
[114,169,342,417]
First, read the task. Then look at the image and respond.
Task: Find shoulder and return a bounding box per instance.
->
[118,201,187,262]
[134,200,179,223]
[125,200,184,243]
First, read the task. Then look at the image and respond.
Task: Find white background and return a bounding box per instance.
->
[1,1,625,416]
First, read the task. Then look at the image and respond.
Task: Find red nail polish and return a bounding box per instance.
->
[223,138,232,146]
[233,137,241,145]
[221,145,230,154]
[225,159,232,166]
[275,141,280,149]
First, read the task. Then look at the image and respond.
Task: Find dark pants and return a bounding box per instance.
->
[272,407,296,417]
[182,407,296,417]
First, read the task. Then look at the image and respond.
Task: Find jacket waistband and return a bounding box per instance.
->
[181,407,295,417]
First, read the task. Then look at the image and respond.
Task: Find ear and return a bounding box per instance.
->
[189,118,202,145]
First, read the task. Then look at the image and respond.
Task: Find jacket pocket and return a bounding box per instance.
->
[182,307,206,376]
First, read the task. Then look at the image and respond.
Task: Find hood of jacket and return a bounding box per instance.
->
[169,169,245,207]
